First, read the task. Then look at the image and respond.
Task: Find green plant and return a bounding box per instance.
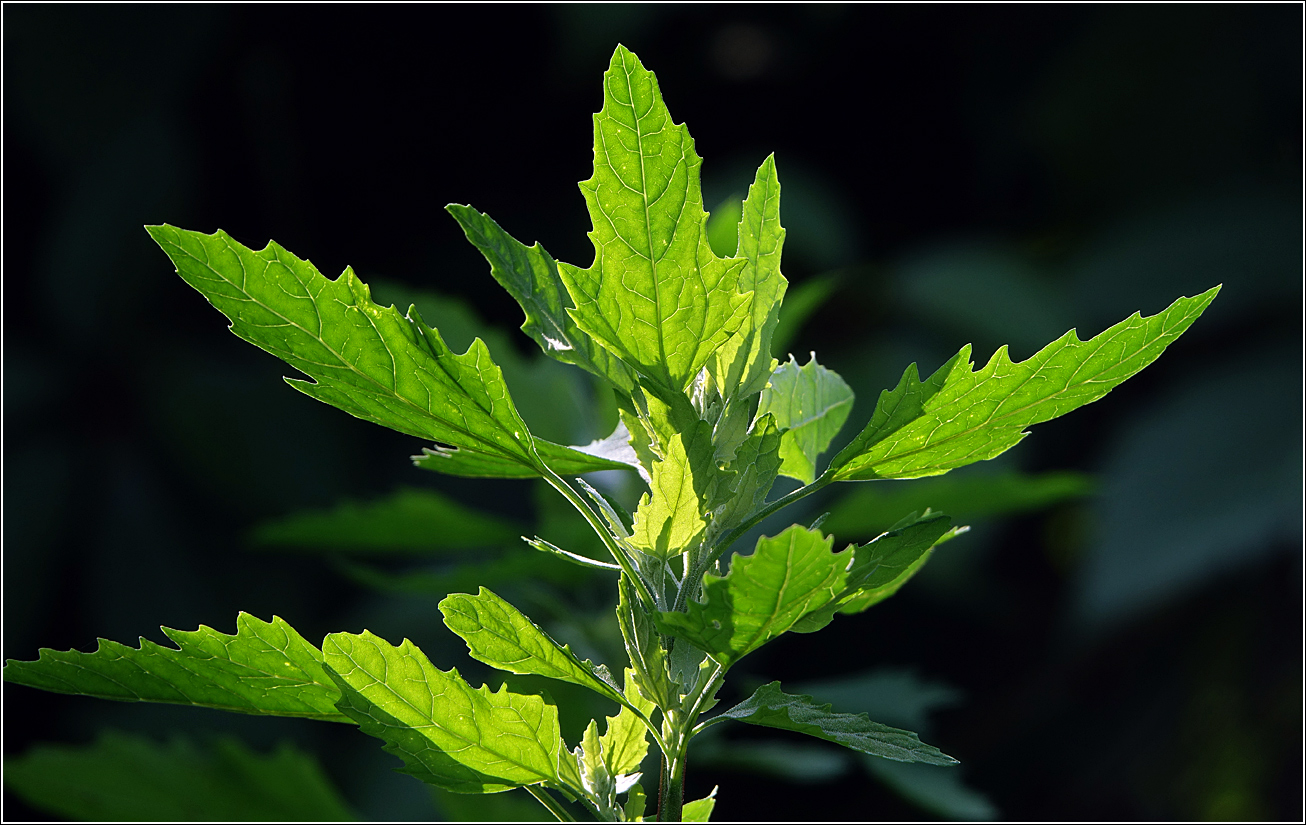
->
[3,45,1218,822]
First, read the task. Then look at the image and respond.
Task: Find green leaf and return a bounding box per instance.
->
[822,469,1095,539]
[655,526,849,667]
[599,669,655,776]
[629,419,717,558]
[413,435,636,479]
[439,587,626,707]
[250,487,520,554]
[3,730,355,822]
[322,630,576,795]
[148,224,544,476]
[828,287,1221,481]
[556,45,751,398]
[447,204,635,393]
[682,788,719,821]
[618,575,675,710]
[757,354,855,484]
[711,155,789,401]
[3,613,346,722]
[789,511,955,633]
[705,413,784,545]
[715,682,957,766]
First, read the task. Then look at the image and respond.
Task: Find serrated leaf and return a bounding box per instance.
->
[792,512,956,633]
[439,587,626,707]
[828,287,1221,480]
[618,575,674,710]
[655,526,849,667]
[250,487,520,554]
[322,630,575,795]
[758,354,855,484]
[629,419,716,559]
[3,730,355,822]
[711,154,788,401]
[556,45,751,398]
[2,614,346,722]
[600,669,654,776]
[413,435,636,479]
[148,224,545,476]
[716,682,957,766]
[447,204,635,393]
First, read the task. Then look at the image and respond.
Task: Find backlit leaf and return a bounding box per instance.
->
[758,354,855,484]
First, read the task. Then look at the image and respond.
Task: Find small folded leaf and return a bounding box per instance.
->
[711,154,789,401]
[557,45,752,399]
[149,225,544,476]
[599,669,655,776]
[757,354,855,484]
[705,413,784,544]
[828,287,1221,481]
[2,614,346,722]
[2,730,355,822]
[322,630,576,795]
[655,526,849,667]
[618,576,675,710]
[629,420,717,559]
[447,204,635,393]
[716,682,957,766]
[250,487,520,554]
[439,587,627,707]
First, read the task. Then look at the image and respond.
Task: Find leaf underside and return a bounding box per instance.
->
[829,286,1221,481]
[2,614,346,722]
[718,682,957,766]
[758,353,854,484]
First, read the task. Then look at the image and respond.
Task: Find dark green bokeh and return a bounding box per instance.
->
[4,4,1300,821]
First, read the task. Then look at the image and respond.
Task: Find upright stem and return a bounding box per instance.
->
[659,754,685,822]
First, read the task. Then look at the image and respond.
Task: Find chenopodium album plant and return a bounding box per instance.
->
[5,45,1219,822]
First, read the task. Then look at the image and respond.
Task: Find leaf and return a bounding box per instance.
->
[705,413,784,545]
[556,45,751,399]
[682,788,719,821]
[715,682,957,766]
[148,225,544,476]
[3,730,355,822]
[439,587,626,707]
[864,759,998,821]
[618,575,675,710]
[2,613,346,722]
[821,469,1095,539]
[655,526,849,667]
[599,669,655,776]
[828,287,1221,481]
[757,354,855,484]
[250,487,521,554]
[789,511,955,633]
[322,630,576,795]
[629,419,717,558]
[447,204,635,392]
[413,436,635,479]
[711,154,789,401]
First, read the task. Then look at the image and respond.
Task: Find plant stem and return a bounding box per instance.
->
[526,786,576,822]
[657,751,686,822]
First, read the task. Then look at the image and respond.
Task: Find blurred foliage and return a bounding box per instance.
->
[4,3,1299,822]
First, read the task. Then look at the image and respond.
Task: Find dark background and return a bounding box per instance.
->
[4,4,1302,821]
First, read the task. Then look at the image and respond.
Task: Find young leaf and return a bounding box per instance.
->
[655,526,850,667]
[556,45,751,399]
[3,731,355,822]
[2,614,346,722]
[828,287,1220,480]
[682,788,719,821]
[715,682,957,766]
[791,511,956,633]
[439,587,627,708]
[705,413,784,545]
[446,204,636,393]
[322,630,578,796]
[250,486,521,554]
[629,420,717,559]
[148,225,545,477]
[618,575,675,710]
[599,669,655,776]
[757,354,855,484]
[711,154,789,401]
